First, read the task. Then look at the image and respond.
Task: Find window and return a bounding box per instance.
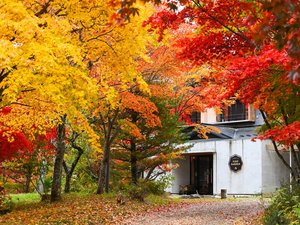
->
[216,100,248,122]
[191,111,201,123]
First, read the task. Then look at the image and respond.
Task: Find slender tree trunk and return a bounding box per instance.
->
[130,113,139,185]
[105,152,110,193]
[97,143,110,194]
[63,152,83,193]
[51,115,67,202]
[24,167,32,193]
[280,106,300,180]
[291,146,300,181]
[96,109,120,194]
[64,173,71,193]
[260,110,296,179]
[63,131,84,193]
[96,161,105,194]
[130,140,138,185]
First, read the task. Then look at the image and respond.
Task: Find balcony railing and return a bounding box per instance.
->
[216,112,248,122]
[216,100,249,122]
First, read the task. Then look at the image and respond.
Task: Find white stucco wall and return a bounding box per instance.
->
[170,138,290,195]
[215,139,263,195]
[171,155,190,193]
[261,141,290,193]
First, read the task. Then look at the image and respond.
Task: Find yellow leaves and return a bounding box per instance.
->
[0,0,30,21]
[119,120,144,140]
[89,2,156,97]
[69,111,102,153]
[0,0,100,148]
[0,0,157,158]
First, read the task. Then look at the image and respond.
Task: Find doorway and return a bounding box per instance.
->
[190,154,213,195]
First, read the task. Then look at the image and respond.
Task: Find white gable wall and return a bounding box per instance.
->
[261,141,290,193]
[215,139,263,195]
[171,156,190,193]
[170,138,289,195]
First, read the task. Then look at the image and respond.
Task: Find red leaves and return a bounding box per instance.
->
[0,107,11,115]
[257,122,300,147]
[0,130,31,161]
[256,0,300,59]
[176,32,250,65]
[143,10,181,41]
[216,45,292,111]
[0,107,56,162]
[0,129,56,162]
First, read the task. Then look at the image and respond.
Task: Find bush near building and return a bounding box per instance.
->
[264,184,300,225]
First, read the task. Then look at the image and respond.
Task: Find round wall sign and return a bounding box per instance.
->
[229,155,243,172]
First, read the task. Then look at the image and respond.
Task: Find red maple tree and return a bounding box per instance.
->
[116,0,300,179]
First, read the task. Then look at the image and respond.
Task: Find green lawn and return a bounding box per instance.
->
[10,193,41,205]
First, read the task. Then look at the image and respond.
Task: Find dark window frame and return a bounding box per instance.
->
[216,100,248,122]
[191,111,201,124]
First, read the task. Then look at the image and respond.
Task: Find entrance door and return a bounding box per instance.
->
[190,155,213,195]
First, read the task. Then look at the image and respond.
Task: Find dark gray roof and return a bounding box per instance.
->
[183,124,260,141]
[216,126,259,139]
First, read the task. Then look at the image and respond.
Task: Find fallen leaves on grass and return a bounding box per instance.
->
[0,194,183,225]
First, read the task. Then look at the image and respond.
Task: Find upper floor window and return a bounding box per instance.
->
[216,100,248,122]
[191,111,201,124]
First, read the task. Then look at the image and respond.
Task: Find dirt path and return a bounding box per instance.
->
[121,198,265,225]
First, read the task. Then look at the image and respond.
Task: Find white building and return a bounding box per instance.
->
[169,102,290,195]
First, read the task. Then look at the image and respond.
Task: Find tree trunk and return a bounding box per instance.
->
[130,140,138,185]
[51,115,66,202]
[130,113,139,185]
[64,173,71,193]
[105,152,110,193]
[280,106,300,180]
[97,143,110,194]
[291,146,300,181]
[63,153,83,193]
[24,167,32,193]
[96,110,120,194]
[260,110,296,179]
[63,131,84,193]
[96,161,105,194]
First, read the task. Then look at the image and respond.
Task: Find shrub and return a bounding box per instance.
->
[0,186,13,214]
[146,175,174,195]
[128,184,148,201]
[264,183,300,225]
[68,173,97,193]
[127,176,174,201]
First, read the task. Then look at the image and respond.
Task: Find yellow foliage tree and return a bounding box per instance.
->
[0,0,158,199]
[88,2,158,194]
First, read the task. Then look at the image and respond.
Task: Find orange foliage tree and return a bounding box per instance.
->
[148,1,300,179]
[111,0,300,179]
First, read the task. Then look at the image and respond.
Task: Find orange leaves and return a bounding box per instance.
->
[120,92,161,128]
[119,120,144,140]
[193,124,220,140]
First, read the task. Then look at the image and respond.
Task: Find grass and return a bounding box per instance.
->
[10,193,41,204]
[146,194,179,205]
